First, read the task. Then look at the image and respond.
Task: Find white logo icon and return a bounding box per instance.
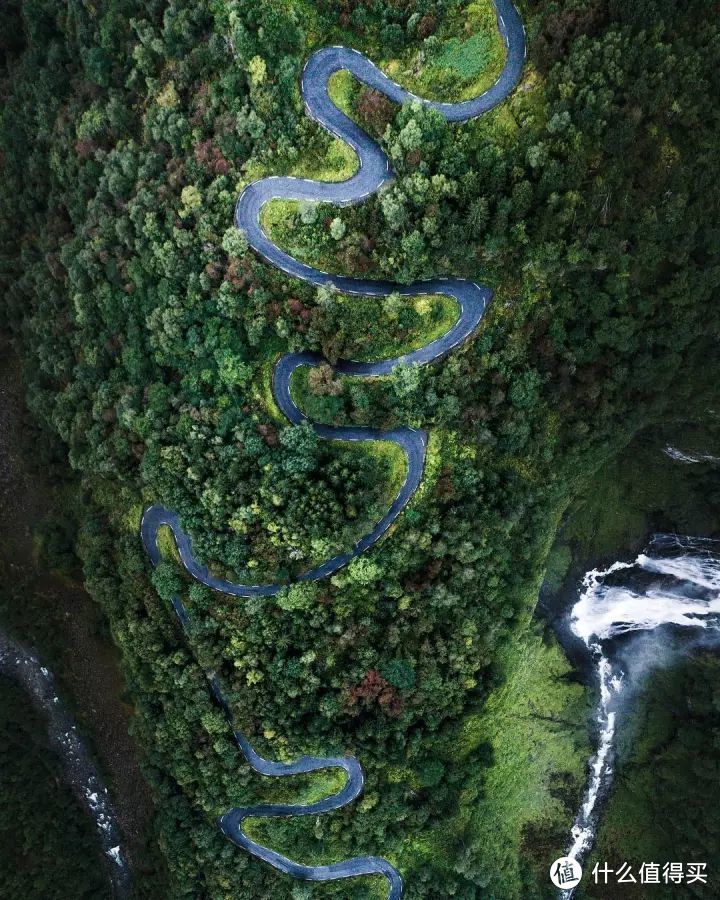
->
[550,857,583,889]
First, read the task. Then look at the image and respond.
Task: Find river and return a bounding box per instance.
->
[0,629,131,897]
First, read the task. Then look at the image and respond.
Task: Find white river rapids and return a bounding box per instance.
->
[560,534,720,896]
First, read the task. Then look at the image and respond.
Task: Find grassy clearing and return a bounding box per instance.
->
[328,69,355,117]
[259,199,307,260]
[256,353,286,423]
[379,0,506,103]
[288,132,358,183]
[436,32,496,79]
[157,523,182,565]
[341,293,460,362]
[446,631,590,896]
[362,438,408,503]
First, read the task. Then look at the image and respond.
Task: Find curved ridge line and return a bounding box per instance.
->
[141,2,525,895]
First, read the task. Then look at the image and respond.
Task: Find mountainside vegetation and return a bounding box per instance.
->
[1,0,719,896]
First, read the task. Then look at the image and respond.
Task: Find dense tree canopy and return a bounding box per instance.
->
[1,0,719,896]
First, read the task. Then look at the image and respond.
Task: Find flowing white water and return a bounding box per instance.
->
[560,535,720,896]
[663,445,720,464]
[0,630,131,898]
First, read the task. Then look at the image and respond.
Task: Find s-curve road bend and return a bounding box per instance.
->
[142,1,526,896]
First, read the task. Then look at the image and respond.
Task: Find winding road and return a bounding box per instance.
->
[141,2,525,895]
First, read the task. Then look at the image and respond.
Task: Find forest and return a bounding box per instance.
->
[1,0,719,896]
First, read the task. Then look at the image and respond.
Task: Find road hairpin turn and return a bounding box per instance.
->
[141,1,525,894]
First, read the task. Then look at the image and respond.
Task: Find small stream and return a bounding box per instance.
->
[559,534,720,896]
[0,630,131,898]
[663,445,720,465]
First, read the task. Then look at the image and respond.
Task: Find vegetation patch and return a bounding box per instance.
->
[0,678,107,900]
[2,0,720,896]
[446,630,590,897]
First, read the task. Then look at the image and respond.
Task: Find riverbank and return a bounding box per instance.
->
[0,674,110,899]
[0,337,160,888]
[0,629,131,896]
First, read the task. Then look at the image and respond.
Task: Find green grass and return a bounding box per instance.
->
[361,438,408,503]
[344,293,460,362]
[328,69,355,117]
[256,352,286,423]
[443,631,590,897]
[259,199,307,260]
[157,523,182,565]
[435,32,496,79]
[379,0,506,102]
[288,133,358,183]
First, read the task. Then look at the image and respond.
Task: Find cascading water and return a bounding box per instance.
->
[560,534,720,896]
